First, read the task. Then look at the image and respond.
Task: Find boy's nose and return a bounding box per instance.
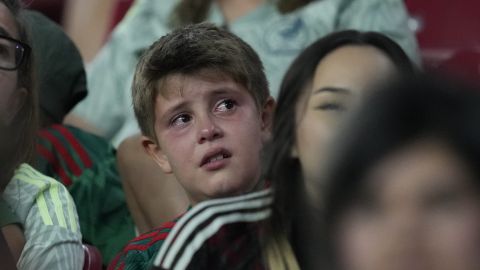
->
[197,119,223,144]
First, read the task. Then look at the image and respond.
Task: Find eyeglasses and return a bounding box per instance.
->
[0,35,30,71]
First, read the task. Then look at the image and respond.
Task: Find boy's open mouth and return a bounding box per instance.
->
[200,148,232,167]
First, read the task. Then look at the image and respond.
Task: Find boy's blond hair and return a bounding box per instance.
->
[132,22,269,142]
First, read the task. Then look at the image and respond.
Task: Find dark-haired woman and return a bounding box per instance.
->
[266,30,416,269]
[0,0,83,269]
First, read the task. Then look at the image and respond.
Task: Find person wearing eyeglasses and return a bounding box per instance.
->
[0,0,84,269]
[0,6,33,264]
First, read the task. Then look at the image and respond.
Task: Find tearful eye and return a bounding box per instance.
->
[216,99,236,112]
[170,114,192,127]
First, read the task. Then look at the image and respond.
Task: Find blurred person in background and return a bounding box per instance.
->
[62,0,126,62]
[68,0,419,143]
[28,0,124,62]
[321,75,480,270]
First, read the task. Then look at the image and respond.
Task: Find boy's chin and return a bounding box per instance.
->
[202,177,259,200]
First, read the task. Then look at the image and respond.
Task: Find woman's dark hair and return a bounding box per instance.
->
[322,74,480,268]
[169,0,313,27]
[265,30,416,268]
[0,0,37,187]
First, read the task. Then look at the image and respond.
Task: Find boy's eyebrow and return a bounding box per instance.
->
[313,87,351,95]
[209,88,236,96]
[162,101,190,120]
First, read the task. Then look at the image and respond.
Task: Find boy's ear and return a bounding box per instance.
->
[141,136,173,174]
[3,88,26,126]
[260,96,275,142]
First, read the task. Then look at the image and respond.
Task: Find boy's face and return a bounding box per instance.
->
[143,71,274,205]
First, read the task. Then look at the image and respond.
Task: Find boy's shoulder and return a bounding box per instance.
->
[152,188,273,270]
[108,216,183,270]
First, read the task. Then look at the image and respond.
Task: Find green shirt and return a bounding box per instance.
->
[36,124,135,265]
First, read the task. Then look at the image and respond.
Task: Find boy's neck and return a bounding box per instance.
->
[188,178,267,207]
[216,0,265,24]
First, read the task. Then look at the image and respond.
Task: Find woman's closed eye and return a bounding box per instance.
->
[170,113,192,127]
[423,185,469,213]
[315,102,346,112]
